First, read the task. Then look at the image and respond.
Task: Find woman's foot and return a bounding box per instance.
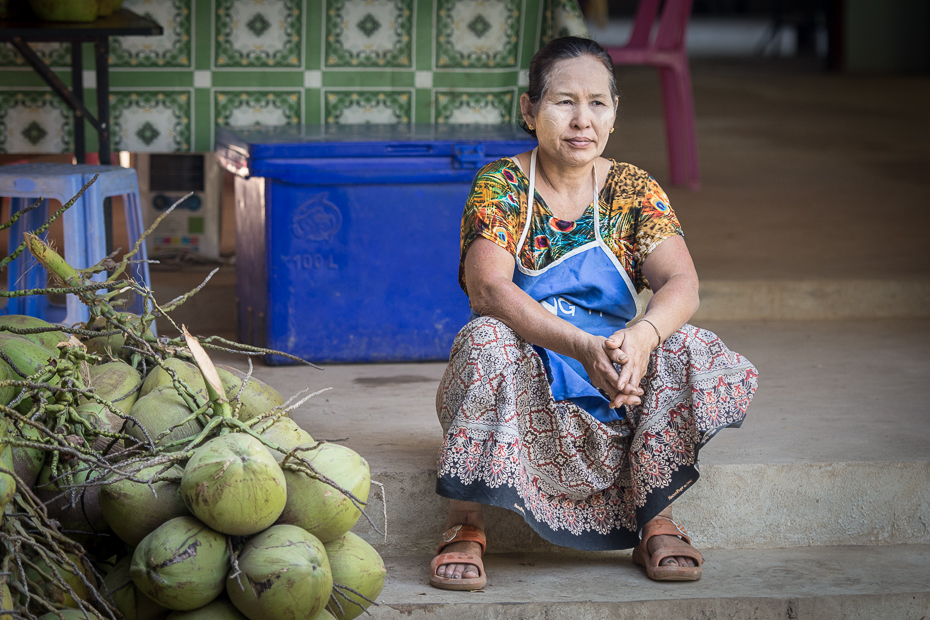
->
[430,500,487,589]
[631,508,703,581]
[433,539,484,580]
[647,532,698,568]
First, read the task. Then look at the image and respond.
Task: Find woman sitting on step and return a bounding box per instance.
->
[431,36,759,589]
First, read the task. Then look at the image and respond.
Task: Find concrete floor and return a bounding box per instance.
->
[604,58,930,283]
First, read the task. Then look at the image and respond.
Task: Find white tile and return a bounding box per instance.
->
[518,70,529,87]
[194,70,212,88]
[82,70,96,89]
[304,70,322,88]
[415,71,432,89]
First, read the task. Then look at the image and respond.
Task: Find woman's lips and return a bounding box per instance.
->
[566,137,594,147]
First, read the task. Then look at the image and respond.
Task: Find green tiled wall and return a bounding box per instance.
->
[0,0,586,154]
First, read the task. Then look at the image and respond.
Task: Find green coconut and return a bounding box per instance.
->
[324,532,386,620]
[311,610,337,620]
[74,402,120,453]
[34,461,110,549]
[141,358,207,400]
[276,442,370,543]
[8,419,45,487]
[1,581,15,620]
[99,463,190,547]
[25,552,95,610]
[0,420,17,514]
[27,0,99,22]
[166,597,247,620]
[37,611,99,620]
[0,360,16,408]
[84,312,152,359]
[126,385,202,451]
[216,365,285,422]
[130,516,230,611]
[225,525,332,620]
[104,555,171,620]
[0,315,68,352]
[87,359,142,414]
[0,332,55,375]
[0,333,56,412]
[180,434,286,536]
[97,0,124,17]
[252,416,314,459]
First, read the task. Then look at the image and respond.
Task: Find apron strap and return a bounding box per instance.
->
[515,148,601,257]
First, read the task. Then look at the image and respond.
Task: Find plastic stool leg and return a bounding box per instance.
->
[7,197,52,319]
[121,189,153,318]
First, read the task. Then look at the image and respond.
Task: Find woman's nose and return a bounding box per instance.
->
[572,107,592,129]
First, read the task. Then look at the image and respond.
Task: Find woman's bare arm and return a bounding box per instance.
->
[606,235,700,406]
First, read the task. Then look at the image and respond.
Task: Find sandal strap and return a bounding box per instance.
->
[437,525,486,556]
[650,544,704,568]
[640,517,692,547]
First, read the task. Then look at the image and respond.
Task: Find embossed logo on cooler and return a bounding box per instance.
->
[292,195,342,242]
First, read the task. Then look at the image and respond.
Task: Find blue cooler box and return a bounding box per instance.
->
[216,124,536,364]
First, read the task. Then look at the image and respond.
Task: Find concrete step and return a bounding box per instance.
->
[368,545,930,620]
[147,270,930,341]
[206,319,930,556]
[347,460,930,557]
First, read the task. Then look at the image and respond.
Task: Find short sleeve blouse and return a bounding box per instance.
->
[459,157,684,295]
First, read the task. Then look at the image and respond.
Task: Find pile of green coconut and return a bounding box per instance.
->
[0,192,385,620]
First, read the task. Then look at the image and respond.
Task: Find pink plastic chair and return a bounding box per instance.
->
[606,0,700,190]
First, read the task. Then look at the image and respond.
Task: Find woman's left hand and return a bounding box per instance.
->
[602,321,659,408]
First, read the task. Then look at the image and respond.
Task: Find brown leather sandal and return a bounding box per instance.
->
[631,517,704,581]
[428,524,487,591]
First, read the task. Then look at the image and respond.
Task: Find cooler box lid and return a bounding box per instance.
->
[216,124,537,184]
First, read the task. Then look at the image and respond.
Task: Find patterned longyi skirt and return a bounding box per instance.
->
[435,317,759,551]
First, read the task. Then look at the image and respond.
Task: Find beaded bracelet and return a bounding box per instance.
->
[640,318,663,351]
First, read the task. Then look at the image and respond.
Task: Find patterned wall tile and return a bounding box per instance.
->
[215,91,303,128]
[110,91,192,152]
[324,90,412,125]
[111,0,192,67]
[325,0,414,68]
[435,89,515,124]
[541,0,588,45]
[215,0,303,68]
[0,91,72,154]
[435,0,521,69]
[0,43,70,69]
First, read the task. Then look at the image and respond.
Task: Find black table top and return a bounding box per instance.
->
[0,8,162,40]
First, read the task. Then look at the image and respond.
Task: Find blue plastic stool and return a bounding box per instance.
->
[0,163,151,327]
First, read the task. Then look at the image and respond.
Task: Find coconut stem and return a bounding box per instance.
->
[24,233,82,287]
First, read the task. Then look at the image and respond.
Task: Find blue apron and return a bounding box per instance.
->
[511,148,641,423]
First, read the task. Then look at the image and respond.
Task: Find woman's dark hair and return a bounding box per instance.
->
[522,36,618,138]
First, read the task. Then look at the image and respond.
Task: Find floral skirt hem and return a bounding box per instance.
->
[435,317,758,551]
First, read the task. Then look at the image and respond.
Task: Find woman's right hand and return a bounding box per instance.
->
[577,333,641,407]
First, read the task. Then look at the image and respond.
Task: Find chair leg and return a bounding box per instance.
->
[659,67,686,187]
[676,62,701,190]
[658,62,700,190]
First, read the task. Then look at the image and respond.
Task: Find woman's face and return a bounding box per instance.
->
[521,55,618,169]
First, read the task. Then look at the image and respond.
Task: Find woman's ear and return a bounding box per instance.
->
[519,92,536,128]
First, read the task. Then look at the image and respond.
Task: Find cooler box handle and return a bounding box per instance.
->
[453,144,485,169]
